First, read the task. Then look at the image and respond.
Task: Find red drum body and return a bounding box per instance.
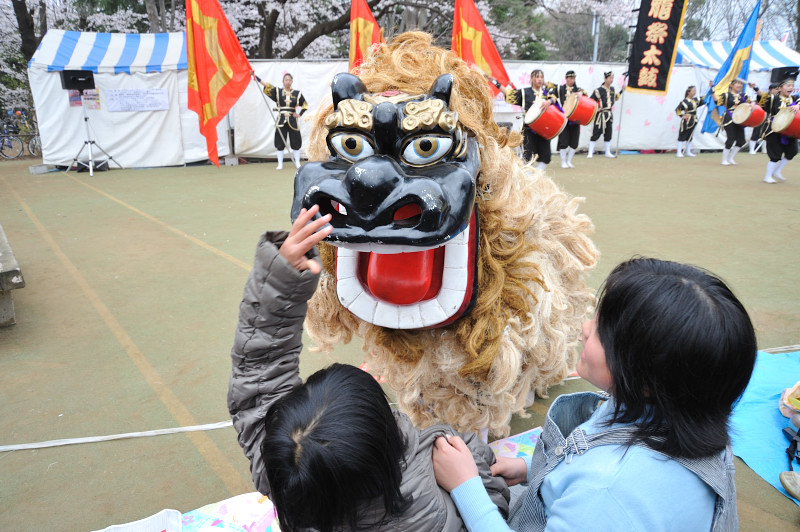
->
[772,108,800,139]
[563,93,598,126]
[524,102,568,140]
[732,103,766,128]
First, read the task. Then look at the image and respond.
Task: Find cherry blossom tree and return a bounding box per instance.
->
[222,0,507,60]
[545,0,637,27]
[681,0,797,48]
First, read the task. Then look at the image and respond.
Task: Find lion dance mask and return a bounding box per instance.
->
[293,32,598,437]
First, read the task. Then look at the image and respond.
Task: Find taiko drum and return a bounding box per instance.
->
[562,93,598,126]
[732,103,766,128]
[524,101,568,140]
[771,108,800,139]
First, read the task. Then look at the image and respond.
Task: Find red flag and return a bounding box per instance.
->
[349,0,384,71]
[186,0,252,166]
[451,0,510,95]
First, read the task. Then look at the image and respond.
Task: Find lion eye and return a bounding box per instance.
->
[401,136,453,166]
[329,133,375,162]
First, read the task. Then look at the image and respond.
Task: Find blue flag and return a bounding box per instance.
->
[701,0,761,134]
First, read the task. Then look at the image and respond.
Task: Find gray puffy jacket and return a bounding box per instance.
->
[228,231,509,531]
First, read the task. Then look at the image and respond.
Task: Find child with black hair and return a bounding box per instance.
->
[433,257,757,531]
[227,205,509,532]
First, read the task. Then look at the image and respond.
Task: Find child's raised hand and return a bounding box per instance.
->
[432,435,479,492]
[490,456,528,486]
[280,205,332,274]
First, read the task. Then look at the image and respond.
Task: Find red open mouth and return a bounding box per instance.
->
[363,204,442,305]
[334,210,478,329]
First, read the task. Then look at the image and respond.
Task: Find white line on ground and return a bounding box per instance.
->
[0,420,233,452]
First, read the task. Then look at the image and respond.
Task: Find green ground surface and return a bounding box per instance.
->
[0,152,798,530]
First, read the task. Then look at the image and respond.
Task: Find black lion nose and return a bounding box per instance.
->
[342,156,402,216]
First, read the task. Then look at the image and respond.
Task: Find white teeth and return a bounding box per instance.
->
[346,291,378,323]
[417,299,449,326]
[397,304,424,329]
[336,277,362,307]
[435,287,466,313]
[441,266,468,291]
[335,225,471,329]
[443,236,468,268]
[332,201,348,215]
[334,249,358,280]
[374,301,400,329]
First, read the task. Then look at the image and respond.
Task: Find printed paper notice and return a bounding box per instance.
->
[106,88,170,112]
[83,89,101,110]
[68,90,82,107]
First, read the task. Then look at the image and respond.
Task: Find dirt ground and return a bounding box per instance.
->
[0,151,798,530]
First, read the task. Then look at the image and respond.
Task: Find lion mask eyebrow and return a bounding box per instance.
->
[324,92,459,132]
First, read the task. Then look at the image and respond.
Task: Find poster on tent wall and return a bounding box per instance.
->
[106,88,170,112]
[626,0,689,94]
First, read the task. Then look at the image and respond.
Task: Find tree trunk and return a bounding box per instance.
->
[795,0,800,52]
[12,0,40,62]
[169,0,176,31]
[37,0,47,38]
[158,0,168,33]
[257,6,279,59]
[144,0,163,32]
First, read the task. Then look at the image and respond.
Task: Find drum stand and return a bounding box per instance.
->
[67,90,122,176]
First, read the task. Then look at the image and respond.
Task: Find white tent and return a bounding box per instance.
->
[675,40,800,71]
[27,30,229,168]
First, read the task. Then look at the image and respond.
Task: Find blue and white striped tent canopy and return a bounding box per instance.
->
[28,29,187,73]
[675,39,800,72]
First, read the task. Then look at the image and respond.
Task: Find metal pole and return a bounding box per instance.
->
[81,93,96,176]
[614,20,637,157]
[615,84,626,156]
[592,12,599,63]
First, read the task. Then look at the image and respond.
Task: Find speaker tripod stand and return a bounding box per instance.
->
[67,90,122,176]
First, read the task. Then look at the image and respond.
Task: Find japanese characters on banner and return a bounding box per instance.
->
[627,0,689,95]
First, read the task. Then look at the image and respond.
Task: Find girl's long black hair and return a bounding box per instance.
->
[596,258,757,459]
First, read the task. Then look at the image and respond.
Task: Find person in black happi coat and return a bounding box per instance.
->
[674,85,703,158]
[716,79,749,166]
[495,69,559,170]
[588,71,623,158]
[258,72,308,169]
[556,70,585,168]
[759,78,799,184]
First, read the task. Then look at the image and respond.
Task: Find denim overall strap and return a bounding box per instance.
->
[508,391,608,531]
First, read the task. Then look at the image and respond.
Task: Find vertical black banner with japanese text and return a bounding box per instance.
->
[627,0,689,94]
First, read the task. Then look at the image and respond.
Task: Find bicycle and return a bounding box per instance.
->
[13,110,41,157]
[1,119,23,159]
[27,133,41,157]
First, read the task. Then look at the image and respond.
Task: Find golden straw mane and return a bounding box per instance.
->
[304,31,598,437]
